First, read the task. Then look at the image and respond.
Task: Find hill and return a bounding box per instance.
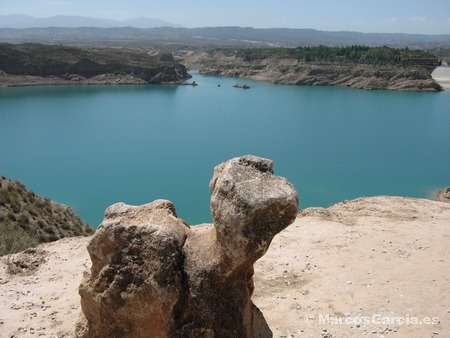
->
[0,26,449,53]
[0,14,180,29]
[182,46,442,92]
[0,177,93,255]
[0,43,190,86]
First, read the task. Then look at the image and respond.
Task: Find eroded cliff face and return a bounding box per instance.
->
[76,155,299,338]
[182,50,442,92]
[0,44,191,86]
[200,64,442,92]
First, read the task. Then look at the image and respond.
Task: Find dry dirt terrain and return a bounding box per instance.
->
[1,196,449,338]
[253,196,450,338]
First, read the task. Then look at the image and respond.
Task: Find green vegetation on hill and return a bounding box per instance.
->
[0,221,38,256]
[1,27,450,55]
[0,177,93,255]
[235,46,440,68]
[190,46,441,91]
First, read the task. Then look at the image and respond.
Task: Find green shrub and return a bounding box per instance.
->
[6,212,17,221]
[27,206,39,217]
[17,213,30,225]
[0,189,9,205]
[0,221,39,255]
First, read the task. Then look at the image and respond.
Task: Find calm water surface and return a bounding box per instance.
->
[1,72,449,226]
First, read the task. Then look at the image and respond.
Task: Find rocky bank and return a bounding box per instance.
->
[181,50,442,92]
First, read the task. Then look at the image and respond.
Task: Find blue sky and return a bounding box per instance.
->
[1,0,450,34]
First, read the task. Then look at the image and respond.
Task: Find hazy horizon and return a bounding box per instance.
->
[1,0,450,34]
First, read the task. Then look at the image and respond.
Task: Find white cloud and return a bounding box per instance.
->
[386,17,398,24]
[410,16,427,22]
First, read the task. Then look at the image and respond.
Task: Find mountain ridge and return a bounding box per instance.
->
[0,25,449,52]
[0,14,181,29]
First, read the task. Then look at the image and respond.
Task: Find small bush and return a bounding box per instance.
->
[17,213,30,225]
[0,221,39,256]
[27,206,39,217]
[0,189,9,205]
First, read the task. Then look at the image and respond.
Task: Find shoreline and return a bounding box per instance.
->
[181,50,442,92]
[1,67,444,92]
[0,73,188,88]
[198,65,442,92]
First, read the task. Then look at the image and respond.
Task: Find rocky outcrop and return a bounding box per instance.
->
[200,63,442,92]
[183,50,442,92]
[436,187,450,203]
[76,155,299,338]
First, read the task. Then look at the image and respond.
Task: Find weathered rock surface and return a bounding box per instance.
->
[182,50,442,92]
[76,155,299,338]
[200,63,442,92]
[0,43,190,87]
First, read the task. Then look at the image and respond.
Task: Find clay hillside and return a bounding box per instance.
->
[180,46,442,92]
[0,43,190,86]
[0,176,93,255]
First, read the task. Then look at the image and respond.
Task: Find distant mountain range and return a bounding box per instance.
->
[0,15,449,56]
[0,14,181,29]
[1,26,449,50]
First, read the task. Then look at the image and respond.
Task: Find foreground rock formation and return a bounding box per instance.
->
[76,155,299,337]
[2,196,449,337]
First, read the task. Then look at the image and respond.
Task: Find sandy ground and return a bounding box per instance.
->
[432,66,450,89]
[0,237,91,338]
[253,196,450,337]
[1,196,449,338]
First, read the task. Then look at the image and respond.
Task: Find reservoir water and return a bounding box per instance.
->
[1,72,449,227]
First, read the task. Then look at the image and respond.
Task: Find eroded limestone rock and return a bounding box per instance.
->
[76,155,299,338]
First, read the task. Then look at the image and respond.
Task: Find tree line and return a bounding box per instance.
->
[235,45,440,67]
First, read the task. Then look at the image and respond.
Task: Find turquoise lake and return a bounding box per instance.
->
[1,72,449,227]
